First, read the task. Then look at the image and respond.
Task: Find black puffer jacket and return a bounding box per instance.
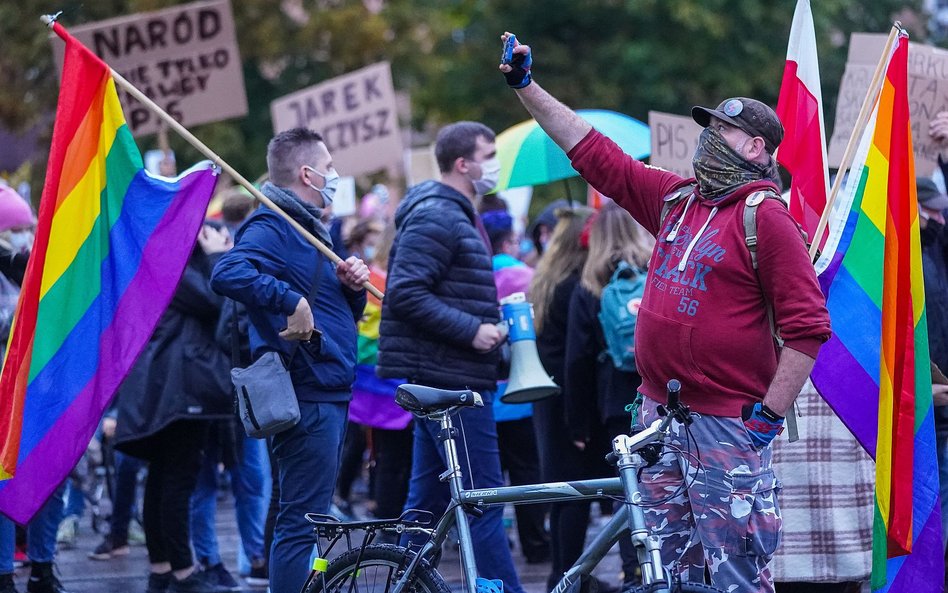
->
[377,181,500,390]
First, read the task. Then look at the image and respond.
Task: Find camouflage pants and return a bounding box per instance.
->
[635,397,782,593]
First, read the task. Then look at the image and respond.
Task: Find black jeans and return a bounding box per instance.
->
[372,425,413,520]
[496,417,550,561]
[533,397,610,583]
[142,420,208,570]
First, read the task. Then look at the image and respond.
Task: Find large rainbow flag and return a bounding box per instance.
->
[0,22,218,523]
[811,32,943,591]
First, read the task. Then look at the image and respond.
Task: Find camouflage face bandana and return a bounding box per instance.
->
[692,127,781,202]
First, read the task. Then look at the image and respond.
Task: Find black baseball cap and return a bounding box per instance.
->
[692,97,784,154]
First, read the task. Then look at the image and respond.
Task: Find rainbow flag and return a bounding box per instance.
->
[0,22,218,523]
[811,32,942,591]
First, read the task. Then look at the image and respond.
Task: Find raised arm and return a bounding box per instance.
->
[499,32,591,154]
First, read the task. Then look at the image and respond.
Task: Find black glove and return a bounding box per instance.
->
[501,36,532,89]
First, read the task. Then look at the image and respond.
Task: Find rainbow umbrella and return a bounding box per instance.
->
[496,109,650,190]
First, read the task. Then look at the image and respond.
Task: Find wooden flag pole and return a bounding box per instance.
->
[808,23,902,261]
[41,14,384,300]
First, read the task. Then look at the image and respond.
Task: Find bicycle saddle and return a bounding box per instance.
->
[395,384,483,415]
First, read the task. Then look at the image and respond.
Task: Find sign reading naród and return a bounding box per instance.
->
[270,62,403,177]
[51,0,247,137]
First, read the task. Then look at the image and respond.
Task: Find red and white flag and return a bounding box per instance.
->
[776,0,830,246]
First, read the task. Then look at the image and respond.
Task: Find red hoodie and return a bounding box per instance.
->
[568,130,831,417]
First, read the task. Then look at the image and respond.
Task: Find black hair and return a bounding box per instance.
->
[434,122,495,173]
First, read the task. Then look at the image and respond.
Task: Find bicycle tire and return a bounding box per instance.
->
[304,544,451,593]
[623,581,727,593]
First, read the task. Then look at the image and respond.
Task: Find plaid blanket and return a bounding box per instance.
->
[769,380,874,582]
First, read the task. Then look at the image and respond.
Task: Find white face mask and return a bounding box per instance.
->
[305,166,340,207]
[471,157,500,196]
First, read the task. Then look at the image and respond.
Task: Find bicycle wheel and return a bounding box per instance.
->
[305,544,451,593]
[623,581,727,593]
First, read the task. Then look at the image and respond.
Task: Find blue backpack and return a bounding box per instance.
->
[597,261,646,373]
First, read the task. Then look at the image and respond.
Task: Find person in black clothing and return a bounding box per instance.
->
[529,205,599,590]
[564,201,654,586]
[113,224,234,593]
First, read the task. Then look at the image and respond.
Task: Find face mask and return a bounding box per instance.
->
[692,128,780,201]
[305,166,340,207]
[6,230,34,254]
[363,245,376,261]
[471,157,500,196]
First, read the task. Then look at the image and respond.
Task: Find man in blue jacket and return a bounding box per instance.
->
[211,128,368,593]
[377,121,524,593]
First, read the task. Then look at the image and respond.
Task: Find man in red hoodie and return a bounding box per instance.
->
[499,33,831,593]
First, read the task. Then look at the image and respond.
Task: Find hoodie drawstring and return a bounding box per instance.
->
[677,206,718,273]
[664,195,695,242]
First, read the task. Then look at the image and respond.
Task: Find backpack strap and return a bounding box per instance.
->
[742,189,801,442]
[660,183,697,230]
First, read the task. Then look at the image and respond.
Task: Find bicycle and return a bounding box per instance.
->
[300,379,726,593]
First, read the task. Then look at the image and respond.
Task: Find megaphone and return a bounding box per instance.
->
[499,293,561,403]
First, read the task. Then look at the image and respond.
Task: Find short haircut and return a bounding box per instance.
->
[435,122,495,173]
[267,128,325,186]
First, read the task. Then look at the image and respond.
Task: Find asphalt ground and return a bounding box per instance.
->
[9,489,624,593]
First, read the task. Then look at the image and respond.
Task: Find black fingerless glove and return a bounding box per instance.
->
[503,46,532,89]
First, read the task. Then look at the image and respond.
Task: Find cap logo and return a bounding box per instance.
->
[723,99,743,117]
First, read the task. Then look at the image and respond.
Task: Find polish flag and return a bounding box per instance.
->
[776,0,830,247]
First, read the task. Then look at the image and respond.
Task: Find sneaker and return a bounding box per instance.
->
[87,536,130,560]
[244,563,268,588]
[26,563,69,593]
[146,572,172,593]
[0,573,18,593]
[167,570,229,593]
[201,564,240,592]
[54,515,79,549]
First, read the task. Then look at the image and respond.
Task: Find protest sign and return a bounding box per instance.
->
[271,62,404,177]
[829,33,948,176]
[648,111,702,178]
[332,177,358,218]
[51,0,248,137]
[405,145,439,187]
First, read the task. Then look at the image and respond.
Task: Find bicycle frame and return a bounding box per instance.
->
[391,409,672,593]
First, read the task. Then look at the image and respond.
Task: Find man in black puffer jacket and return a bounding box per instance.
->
[378,122,524,593]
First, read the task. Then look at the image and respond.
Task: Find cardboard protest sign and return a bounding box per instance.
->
[648,111,702,178]
[271,62,404,178]
[404,145,439,187]
[829,33,948,176]
[51,0,247,137]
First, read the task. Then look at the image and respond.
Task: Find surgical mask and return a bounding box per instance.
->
[6,230,33,254]
[471,157,500,196]
[363,245,376,261]
[305,166,340,207]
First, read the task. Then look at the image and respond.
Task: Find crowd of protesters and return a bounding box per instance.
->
[5,48,948,593]
[0,119,663,593]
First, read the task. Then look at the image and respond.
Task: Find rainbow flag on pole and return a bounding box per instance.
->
[0,22,218,523]
[811,32,943,591]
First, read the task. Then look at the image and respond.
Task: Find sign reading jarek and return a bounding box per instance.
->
[648,111,702,178]
[51,0,247,137]
[829,33,948,176]
[271,62,403,177]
